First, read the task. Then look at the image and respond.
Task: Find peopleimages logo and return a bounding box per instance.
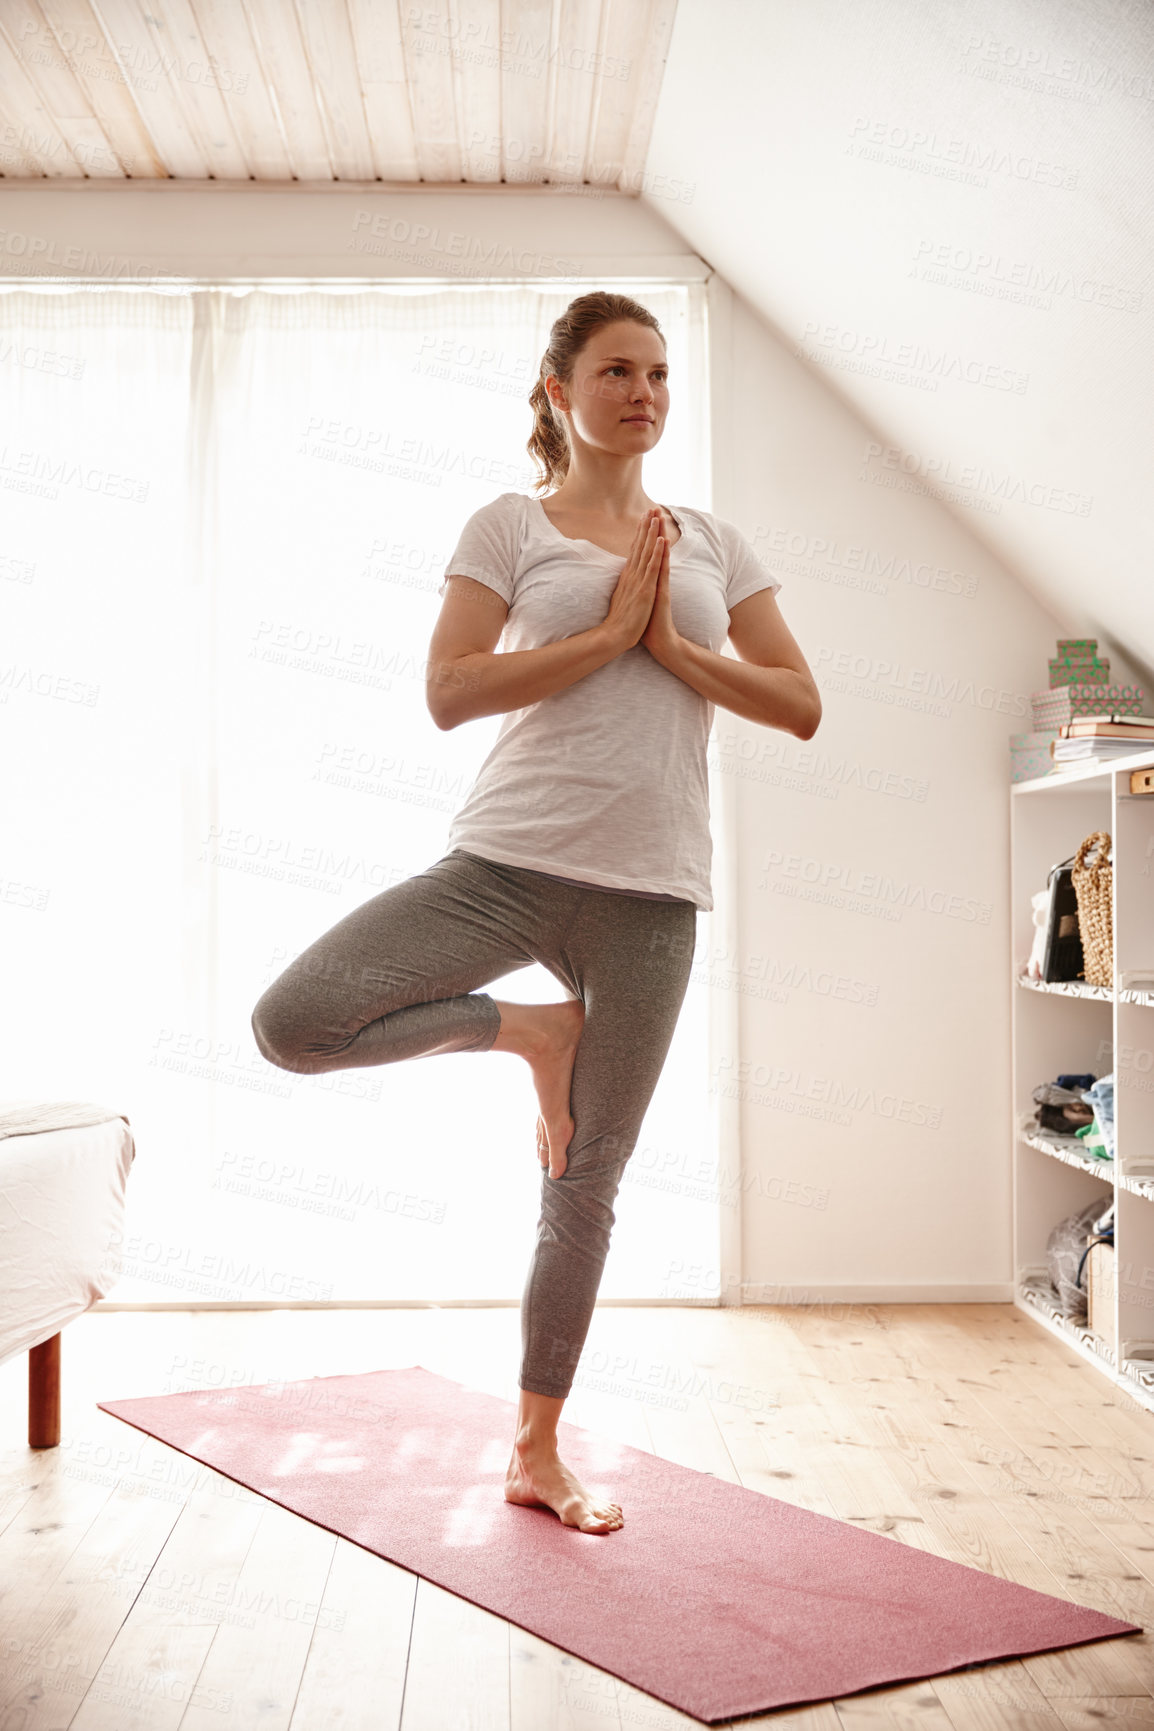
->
[797,321,1028,394]
[715,1057,943,1128]
[861,439,1093,516]
[812,646,1029,716]
[348,210,581,276]
[910,237,1141,314]
[758,851,992,925]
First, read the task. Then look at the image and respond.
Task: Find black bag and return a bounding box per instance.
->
[1042,857,1085,983]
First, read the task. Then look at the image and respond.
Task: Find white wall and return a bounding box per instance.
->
[0,181,698,285]
[1,181,1094,1301]
[643,0,1153,1299]
[712,284,1130,1300]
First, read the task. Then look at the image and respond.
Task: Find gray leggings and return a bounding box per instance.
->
[249,848,697,1399]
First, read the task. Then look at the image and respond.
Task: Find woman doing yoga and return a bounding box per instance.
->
[251,291,821,1534]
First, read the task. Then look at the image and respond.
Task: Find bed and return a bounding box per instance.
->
[0,1101,136,1448]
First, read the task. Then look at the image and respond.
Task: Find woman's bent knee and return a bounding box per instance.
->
[250,992,317,1075]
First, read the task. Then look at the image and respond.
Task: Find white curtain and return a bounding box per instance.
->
[1,280,720,1304]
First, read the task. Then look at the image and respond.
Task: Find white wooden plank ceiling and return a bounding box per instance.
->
[0,0,675,185]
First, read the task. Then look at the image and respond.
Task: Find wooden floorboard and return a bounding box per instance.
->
[776,1304,1154,1707]
[0,1303,1149,1730]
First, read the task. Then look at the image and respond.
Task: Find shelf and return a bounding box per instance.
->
[1012,745,1154,795]
[1119,1356,1154,1411]
[1017,974,1113,1002]
[1016,973,1154,1007]
[1018,1274,1116,1371]
[1017,1282,1154,1414]
[1018,1122,1154,1200]
[1018,1121,1114,1180]
[1012,737,1154,1419]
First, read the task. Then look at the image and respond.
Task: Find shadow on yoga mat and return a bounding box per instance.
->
[97,1365,1141,1723]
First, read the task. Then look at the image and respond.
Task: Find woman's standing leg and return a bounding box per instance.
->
[504,889,697,1529]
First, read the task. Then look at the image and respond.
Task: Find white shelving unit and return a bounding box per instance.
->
[1012,745,1154,1414]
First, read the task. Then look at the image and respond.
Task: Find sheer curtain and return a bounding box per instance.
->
[2,280,720,1304]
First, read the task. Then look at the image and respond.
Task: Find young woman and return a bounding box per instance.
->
[252,291,820,1535]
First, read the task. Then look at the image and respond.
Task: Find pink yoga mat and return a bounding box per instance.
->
[97,1366,1141,1722]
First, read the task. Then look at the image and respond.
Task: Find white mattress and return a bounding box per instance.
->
[0,1105,136,1366]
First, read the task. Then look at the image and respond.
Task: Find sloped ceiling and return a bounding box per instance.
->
[643,0,1154,676]
[1,0,1149,675]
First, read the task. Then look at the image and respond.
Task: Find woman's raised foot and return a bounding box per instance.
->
[492,998,585,1177]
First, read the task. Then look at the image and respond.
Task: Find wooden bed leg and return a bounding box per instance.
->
[29,1333,61,1449]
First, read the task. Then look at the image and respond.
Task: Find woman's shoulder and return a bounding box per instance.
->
[674,502,742,538]
[672,503,744,557]
[442,494,536,602]
[459,490,530,524]
[462,491,546,550]
[456,488,525,519]
[449,492,534,557]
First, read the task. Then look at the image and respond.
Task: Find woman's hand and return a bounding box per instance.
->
[601,509,665,651]
[639,520,681,660]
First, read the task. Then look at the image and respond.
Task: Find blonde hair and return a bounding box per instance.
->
[527,292,666,495]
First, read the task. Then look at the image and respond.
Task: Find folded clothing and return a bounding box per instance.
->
[1083,1074,1115,1159]
[1032,1077,1096,1135]
[1075,1119,1111,1159]
[1037,1103,1095,1134]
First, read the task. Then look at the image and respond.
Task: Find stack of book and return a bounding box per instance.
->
[1011,636,1149,782]
[1050,714,1154,773]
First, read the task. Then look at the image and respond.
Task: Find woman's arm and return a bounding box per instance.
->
[642,555,821,739]
[427,514,668,729]
[426,575,626,730]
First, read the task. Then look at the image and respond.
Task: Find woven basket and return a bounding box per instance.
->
[1071,830,1113,988]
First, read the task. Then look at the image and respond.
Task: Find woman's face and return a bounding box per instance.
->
[547,320,670,459]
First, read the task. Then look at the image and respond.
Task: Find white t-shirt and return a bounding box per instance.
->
[436,491,782,913]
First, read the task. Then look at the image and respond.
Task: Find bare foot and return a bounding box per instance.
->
[492,998,585,1178]
[505,1432,623,1533]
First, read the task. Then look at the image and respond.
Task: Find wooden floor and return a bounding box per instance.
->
[1,1301,1152,1729]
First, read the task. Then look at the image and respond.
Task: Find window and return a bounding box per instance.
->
[2,279,723,1303]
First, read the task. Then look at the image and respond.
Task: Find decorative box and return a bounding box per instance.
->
[1048,658,1109,687]
[1031,684,1147,730]
[1010,731,1060,783]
